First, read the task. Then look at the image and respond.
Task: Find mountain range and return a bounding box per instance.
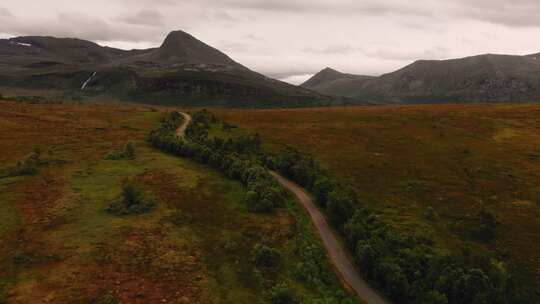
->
[2,29,540,106]
[303,53,540,104]
[0,30,325,107]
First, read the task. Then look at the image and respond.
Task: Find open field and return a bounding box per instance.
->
[0,101,350,303]
[213,104,540,300]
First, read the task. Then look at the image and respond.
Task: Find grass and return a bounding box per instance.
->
[213,104,540,300]
[0,100,354,303]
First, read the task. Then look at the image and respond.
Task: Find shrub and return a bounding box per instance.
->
[472,208,499,241]
[7,151,41,177]
[326,188,358,229]
[313,176,334,207]
[424,206,438,221]
[269,283,298,304]
[252,243,281,268]
[105,142,136,160]
[107,181,156,215]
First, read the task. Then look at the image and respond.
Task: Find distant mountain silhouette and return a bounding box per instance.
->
[303,53,540,103]
[0,31,325,107]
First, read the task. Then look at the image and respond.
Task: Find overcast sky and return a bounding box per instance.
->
[2,0,540,84]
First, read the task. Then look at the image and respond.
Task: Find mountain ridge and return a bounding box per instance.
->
[0,30,326,107]
[303,52,540,103]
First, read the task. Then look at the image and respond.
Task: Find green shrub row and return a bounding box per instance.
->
[268,147,522,304]
[149,111,286,213]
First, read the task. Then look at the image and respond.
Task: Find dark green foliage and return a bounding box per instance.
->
[149,110,285,213]
[326,188,358,229]
[105,142,136,160]
[272,147,519,304]
[472,208,500,241]
[107,181,156,215]
[252,243,281,268]
[269,283,298,304]
[313,177,334,207]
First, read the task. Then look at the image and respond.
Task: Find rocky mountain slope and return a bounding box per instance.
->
[0,31,325,107]
[303,53,540,104]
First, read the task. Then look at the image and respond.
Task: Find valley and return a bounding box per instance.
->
[0,101,352,303]
[0,12,539,304]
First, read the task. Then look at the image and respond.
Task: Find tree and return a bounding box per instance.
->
[421,290,448,304]
[313,177,333,206]
[326,188,358,229]
[252,244,281,268]
[269,283,297,304]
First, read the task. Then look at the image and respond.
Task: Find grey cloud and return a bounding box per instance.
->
[366,46,450,62]
[449,0,540,27]
[222,0,437,18]
[120,9,165,27]
[302,45,359,55]
[3,12,163,43]
[0,7,12,17]
[218,40,252,53]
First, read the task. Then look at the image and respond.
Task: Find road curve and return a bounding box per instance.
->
[271,172,391,304]
[176,112,192,138]
[176,112,389,304]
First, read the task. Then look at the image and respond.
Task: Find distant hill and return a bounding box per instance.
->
[301,68,375,97]
[0,31,325,107]
[303,53,540,104]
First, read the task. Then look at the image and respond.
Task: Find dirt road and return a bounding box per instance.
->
[176,112,389,304]
[176,112,191,138]
[271,172,391,304]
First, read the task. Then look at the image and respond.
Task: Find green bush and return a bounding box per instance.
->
[269,283,298,304]
[252,243,281,268]
[107,181,156,215]
[472,208,499,241]
[105,142,136,160]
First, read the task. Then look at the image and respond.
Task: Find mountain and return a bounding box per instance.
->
[301,68,375,97]
[131,31,240,66]
[303,53,540,104]
[0,31,325,107]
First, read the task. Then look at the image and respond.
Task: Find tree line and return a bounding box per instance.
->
[149,110,286,213]
[268,147,523,304]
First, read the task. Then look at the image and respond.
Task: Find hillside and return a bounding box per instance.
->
[301,67,375,97]
[0,31,325,107]
[0,100,352,303]
[303,53,540,103]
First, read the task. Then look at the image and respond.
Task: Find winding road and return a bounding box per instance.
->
[176,112,390,304]
[271,173,390,304]
[176,111,192,138]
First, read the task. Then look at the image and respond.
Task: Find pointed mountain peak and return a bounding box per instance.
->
[147,30,239,66]
[301,67,345,88]
[160,30,197,49]
[321,67,340,73]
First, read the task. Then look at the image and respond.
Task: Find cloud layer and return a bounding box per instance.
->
[1,0,540,84]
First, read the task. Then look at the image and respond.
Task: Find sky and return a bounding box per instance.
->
[1,0,540,84]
